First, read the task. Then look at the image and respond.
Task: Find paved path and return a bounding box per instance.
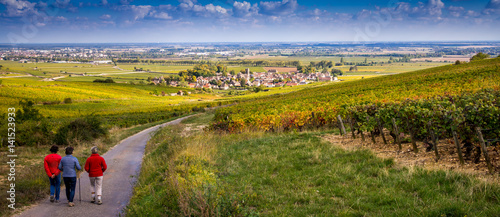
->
[16,116,191,217]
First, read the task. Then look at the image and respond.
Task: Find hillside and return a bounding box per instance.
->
[212,58,500,132]
[127,111,500,216]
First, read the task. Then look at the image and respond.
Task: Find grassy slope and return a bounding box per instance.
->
[218,132,499,216]
[128,112,500,216]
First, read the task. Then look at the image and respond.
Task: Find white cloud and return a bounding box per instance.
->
[205,4,228,15]
[487,0,500,9]
[129,5,153,21]
[152,11,172,20]
[233,1,259,17]
[448,6,464,17]
[484,0,500,14]
[53,16,67,22]
[427,0,445,17]
[259,0,297,16]
[176,1,229,18]
[100,14,111,20]
[102,20,115,25]
[0,0,38,17]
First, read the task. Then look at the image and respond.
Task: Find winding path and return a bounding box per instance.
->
[16,116,191,217]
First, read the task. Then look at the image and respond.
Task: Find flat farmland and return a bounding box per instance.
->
[116,64,193,73]
[263,67,298,73]
[237,55,392,64]
[58,72,170,82]
[0,61,119,75]
[411,56,471,62]
[333,62,450,74]
[226,66,266,72]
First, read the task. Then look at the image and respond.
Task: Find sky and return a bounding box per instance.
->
[0,0,499,43]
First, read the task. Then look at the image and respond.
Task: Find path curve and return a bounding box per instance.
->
[16,116,192,217]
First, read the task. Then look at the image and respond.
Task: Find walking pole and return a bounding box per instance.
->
[78,171,81,203]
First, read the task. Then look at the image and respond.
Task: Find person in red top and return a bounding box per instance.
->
[84,146,107,205]
[44,145,62,203]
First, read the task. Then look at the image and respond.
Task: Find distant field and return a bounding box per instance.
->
[412,55,471,62]
[226,66,265,72]
[338,75,382,81]
[0,61,118,75]
[235,55,391,64]
[1,60,450,81]
[263,67,298,73]
[334,62,450,74]
[116,64,192,73]
[59,72,174,83]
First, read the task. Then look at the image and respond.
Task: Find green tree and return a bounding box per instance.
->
[455,60,461,65]
[217,64,224,73]
[331,69,342,76]
[470,52,490,61]
[240,77,247,87]
[326,61,333,68]
[16,100,42,122]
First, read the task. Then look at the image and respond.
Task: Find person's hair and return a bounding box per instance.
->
[50,145,59,153]
[91,146,98,154]
[65,147,74,155]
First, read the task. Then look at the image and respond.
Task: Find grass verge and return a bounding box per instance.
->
[128,112,500,216]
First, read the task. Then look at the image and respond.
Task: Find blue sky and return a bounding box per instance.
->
[0,0,499,43]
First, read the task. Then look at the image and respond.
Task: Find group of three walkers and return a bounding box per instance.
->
[43,145,107,207]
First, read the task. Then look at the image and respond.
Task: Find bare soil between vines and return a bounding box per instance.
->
[322,131,500,182]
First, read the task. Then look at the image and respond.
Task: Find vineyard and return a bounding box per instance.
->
[210,58,500,168]
[0,78,219,118]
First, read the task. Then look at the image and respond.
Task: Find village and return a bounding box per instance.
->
[151,68,338,90]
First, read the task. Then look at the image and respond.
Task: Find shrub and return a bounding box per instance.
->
[16,100,42,122]
[64,98,72,104]
[470,52,490,61]
[191,106,205,112]
[42,101,61,105]
[93,78,115,83]
[54,115,107,146]
[16,120,54,147]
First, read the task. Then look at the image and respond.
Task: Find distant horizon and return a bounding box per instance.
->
[1,40,500,45]
[1,0,499,44]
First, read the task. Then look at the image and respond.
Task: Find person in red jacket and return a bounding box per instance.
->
[44,145,62,203]
[84,146,107,205]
